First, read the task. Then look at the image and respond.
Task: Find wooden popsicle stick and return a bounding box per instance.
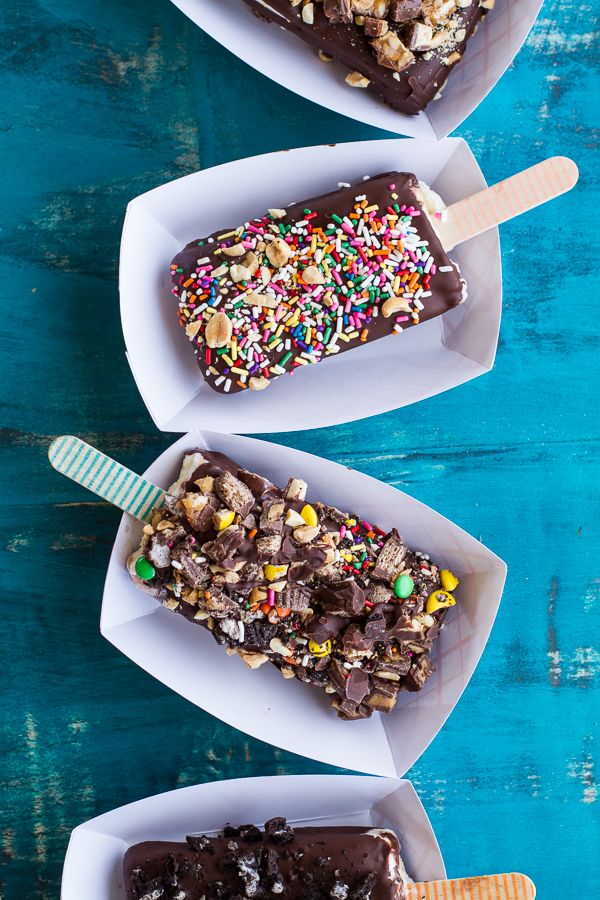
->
[407,873,536,900]
[48,435,166,523]
[437,156,578,251]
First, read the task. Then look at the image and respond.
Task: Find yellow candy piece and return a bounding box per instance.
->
[301,504,319,527]
[440,569,459,591]
[263,564,288,582]
[308,638,332,658]
[426,589,456,615]
[214,509,235,531]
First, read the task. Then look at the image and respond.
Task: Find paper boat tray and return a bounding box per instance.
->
[61,775,446,899]
[120,138,501,433]
[169,0,543,139]
[101,431,506,776]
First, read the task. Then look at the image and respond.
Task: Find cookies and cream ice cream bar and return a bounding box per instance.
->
[242,1,493,115]
[128,450,460,720]
[124,818,407,900]
[170,172,466,396]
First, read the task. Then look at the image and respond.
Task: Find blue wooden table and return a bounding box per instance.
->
[1,1,598,896]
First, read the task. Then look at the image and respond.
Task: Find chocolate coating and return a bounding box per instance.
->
[171,172,465,396]
[242,0,487,115]
[124,821,405,900]
[129,450,457,720]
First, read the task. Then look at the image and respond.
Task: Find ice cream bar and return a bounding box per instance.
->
[241,1,492,115]
[123,819,407,900]
[170,172,465,396]
[128,449,460,721]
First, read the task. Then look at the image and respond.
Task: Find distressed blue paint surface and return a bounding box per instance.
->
[0,0,599,897]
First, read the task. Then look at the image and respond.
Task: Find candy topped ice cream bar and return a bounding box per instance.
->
[124,818,407,900]
[241,1,493,115]
[170,172,466,396]
[128,450,460,721]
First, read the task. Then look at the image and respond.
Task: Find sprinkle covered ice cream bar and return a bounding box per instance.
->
[124,819,407,900]
[128,450,460,721]
[170,172,466,396]
[241,0,493,115]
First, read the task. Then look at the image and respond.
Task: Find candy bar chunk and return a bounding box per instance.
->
[127,450,460,720]
[171,173,465,396]
[124,819,407,900]
[241,0,490,114]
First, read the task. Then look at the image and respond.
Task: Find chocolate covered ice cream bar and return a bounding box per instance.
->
[241,1,493,115]
[170,172,465,396]
[124,818,407,900]
[128,450,460,720]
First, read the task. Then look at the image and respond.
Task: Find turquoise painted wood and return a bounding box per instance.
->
[0,1,598,897]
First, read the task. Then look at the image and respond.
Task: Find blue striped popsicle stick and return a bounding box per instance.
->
[48,435,166,523]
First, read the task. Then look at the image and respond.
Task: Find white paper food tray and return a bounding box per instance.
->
[120,138,502,433]
[61,774,446,899]
[101,431,506,776]
[168,0,543,140]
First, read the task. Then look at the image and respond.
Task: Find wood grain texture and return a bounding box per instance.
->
[0,0,598,897]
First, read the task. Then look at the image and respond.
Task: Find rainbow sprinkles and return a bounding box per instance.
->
[170,172,466,395]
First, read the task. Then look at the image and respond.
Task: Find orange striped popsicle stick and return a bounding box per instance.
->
[437,156,578,251]
[407,873,536,900]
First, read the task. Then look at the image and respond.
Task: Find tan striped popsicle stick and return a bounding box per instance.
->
[437,156,578,251]
[48,435,166,523]
[407,873,536,900]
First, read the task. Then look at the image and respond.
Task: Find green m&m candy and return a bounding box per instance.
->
[135,555,156,581]
[394,574,414,599]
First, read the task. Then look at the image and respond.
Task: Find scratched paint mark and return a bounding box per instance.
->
[567,737,598,804]
[98,28,164,89]
[547,576,561,687]
[2,829,15,860]
[49,533,97,551]
[24,714,48,867]
[582,577,600,612]
[431,779,447,813]
[527,18,598,53]
[68,720,88,734]
[526,772,541,799]
[566,647,600,687]
[5,536,30,553]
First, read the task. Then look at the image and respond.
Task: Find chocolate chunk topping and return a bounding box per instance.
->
[129,450,456,719]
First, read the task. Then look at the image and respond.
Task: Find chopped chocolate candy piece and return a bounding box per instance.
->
[171,548,209,589]
[125,822,406,900]
[405,21,434,50]
[390,0,422,21]
[203,526,247,564]
[128,450,459,720]
[182,492,218,532]
[345,667,370,704]
[372,530,407,583]
[280,583,312,611]
[364,16,389,36]
[403,653,435,690]
[255,533,283,559]
[371,32,415,72]
[215,471,255,517]
[324,0,353,23]
[241,0,488,115]
[317,579,366,616]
